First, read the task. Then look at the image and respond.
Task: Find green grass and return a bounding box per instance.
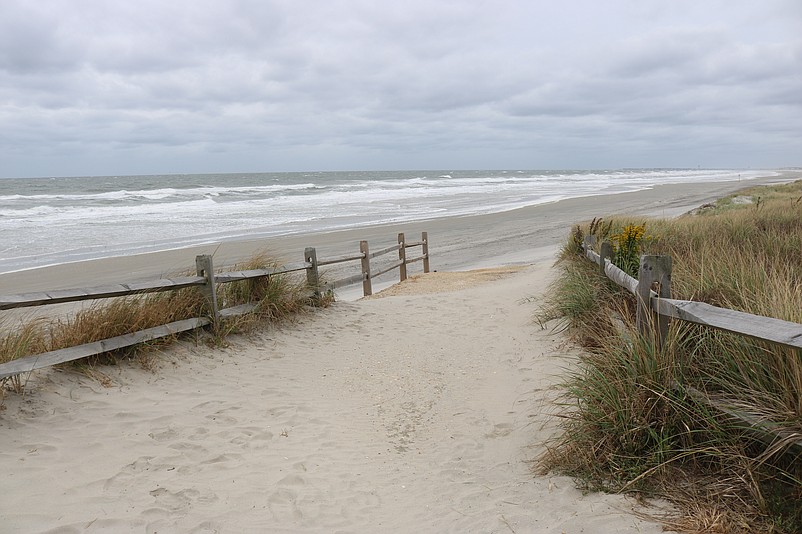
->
[538,181,802,533]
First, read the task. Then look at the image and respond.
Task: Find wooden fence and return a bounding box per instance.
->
[581,237,802,453]
[0,232,430,381]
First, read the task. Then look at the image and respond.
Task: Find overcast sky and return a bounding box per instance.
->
[1,0,800,178]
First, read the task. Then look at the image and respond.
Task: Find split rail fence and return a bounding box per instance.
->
[0,232,430,381]
[581,236,802,454]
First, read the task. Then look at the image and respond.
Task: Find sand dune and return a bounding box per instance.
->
[0,263,671,533]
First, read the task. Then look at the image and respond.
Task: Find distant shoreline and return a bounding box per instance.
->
[1,171,797,296]
[0,168,780,275]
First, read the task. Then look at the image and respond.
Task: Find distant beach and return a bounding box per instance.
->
[0,170,795,296]
[0,169,779,275]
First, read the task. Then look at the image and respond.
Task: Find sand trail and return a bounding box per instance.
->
[0,264,669,533]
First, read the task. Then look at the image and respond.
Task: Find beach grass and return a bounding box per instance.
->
[538,181,802,533]
[0,252,319,391]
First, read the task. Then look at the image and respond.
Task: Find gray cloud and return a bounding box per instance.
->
[0,0,800,177]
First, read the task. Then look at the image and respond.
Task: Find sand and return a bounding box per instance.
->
[0,172,799,532]
[0,264,675,533]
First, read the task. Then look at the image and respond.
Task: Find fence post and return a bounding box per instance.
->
[583,234,597,252]
[360,240,373,296]
[421,232,430,273]
[636,255,672,348]
[195,255,220,329]
[398,233,407,282]
[600,241,613,277]
[304,247,320,303]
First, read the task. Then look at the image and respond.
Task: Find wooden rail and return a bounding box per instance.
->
[313,232,430,297]
[0,276,206,311]
[582,239,802,350]
[580,238,802,453]
[0,232,430,380]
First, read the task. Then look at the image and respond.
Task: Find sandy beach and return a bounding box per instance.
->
[0,173,798,532]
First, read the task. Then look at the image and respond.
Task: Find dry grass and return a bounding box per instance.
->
[0,251,319,391]
[538,181,802,533]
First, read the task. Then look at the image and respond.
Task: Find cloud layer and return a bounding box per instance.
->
[1,0,800,177]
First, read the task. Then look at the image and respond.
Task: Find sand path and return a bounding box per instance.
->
[0,264,668,533]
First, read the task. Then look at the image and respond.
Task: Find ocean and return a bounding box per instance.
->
[0,169,774,274]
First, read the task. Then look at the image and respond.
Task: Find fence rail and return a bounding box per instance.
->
[0,232,430,381]
[580,237,802,453]
[582,238,802,350]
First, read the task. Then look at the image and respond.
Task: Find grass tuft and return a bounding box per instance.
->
[539,180,802,533]
[0,251,319,390]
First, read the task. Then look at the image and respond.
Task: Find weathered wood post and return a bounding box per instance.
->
[636,255,672,348]
[360,240,373,296]
[398,233,407,282]
[421,232,430,273]
[583,234,597,252]
[600,241,613,277]
[195,255,220,329]
[304,247,320,303]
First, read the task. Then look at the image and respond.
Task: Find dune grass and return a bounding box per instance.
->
[0,252,321,393]
[538,181,802,533]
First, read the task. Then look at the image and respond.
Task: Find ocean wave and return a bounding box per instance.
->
[0,169,779,273]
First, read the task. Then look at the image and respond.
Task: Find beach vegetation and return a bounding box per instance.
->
[610,223,651,277]
[538,180,802,533]
[0,252,321,392]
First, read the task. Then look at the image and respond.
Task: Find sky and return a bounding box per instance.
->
[0,0,800,178]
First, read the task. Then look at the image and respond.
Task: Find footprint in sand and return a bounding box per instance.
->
[149,486,218,513]
[148,426,180,442]
[484,422,514,439]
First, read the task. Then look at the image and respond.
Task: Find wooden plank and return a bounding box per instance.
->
[0,276,206,310]
[0,291,58,309]
[360,241,372,296]
[405,255,425,265]
[585,246,601,265]
[276,261,313,274]
[196,255,219,328]
[636,255,672,345]
[398,233,407,282]
[0,317,210,380]
[603,261,639,295]
[219,303,258,318]
[321,274,364,292]
[304,247,320,301]
[125,276,205,292]
[215,269,276,283]
[369,243,402,259]
[214,263,311,283]
[421,232,430,273]
[404,240,424,247]
[317,252,365,267]
[654,298,802,350]
[599,241,613,277]
[327,272,367,290]
[585,242,639,295]
[371,260,404,279]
